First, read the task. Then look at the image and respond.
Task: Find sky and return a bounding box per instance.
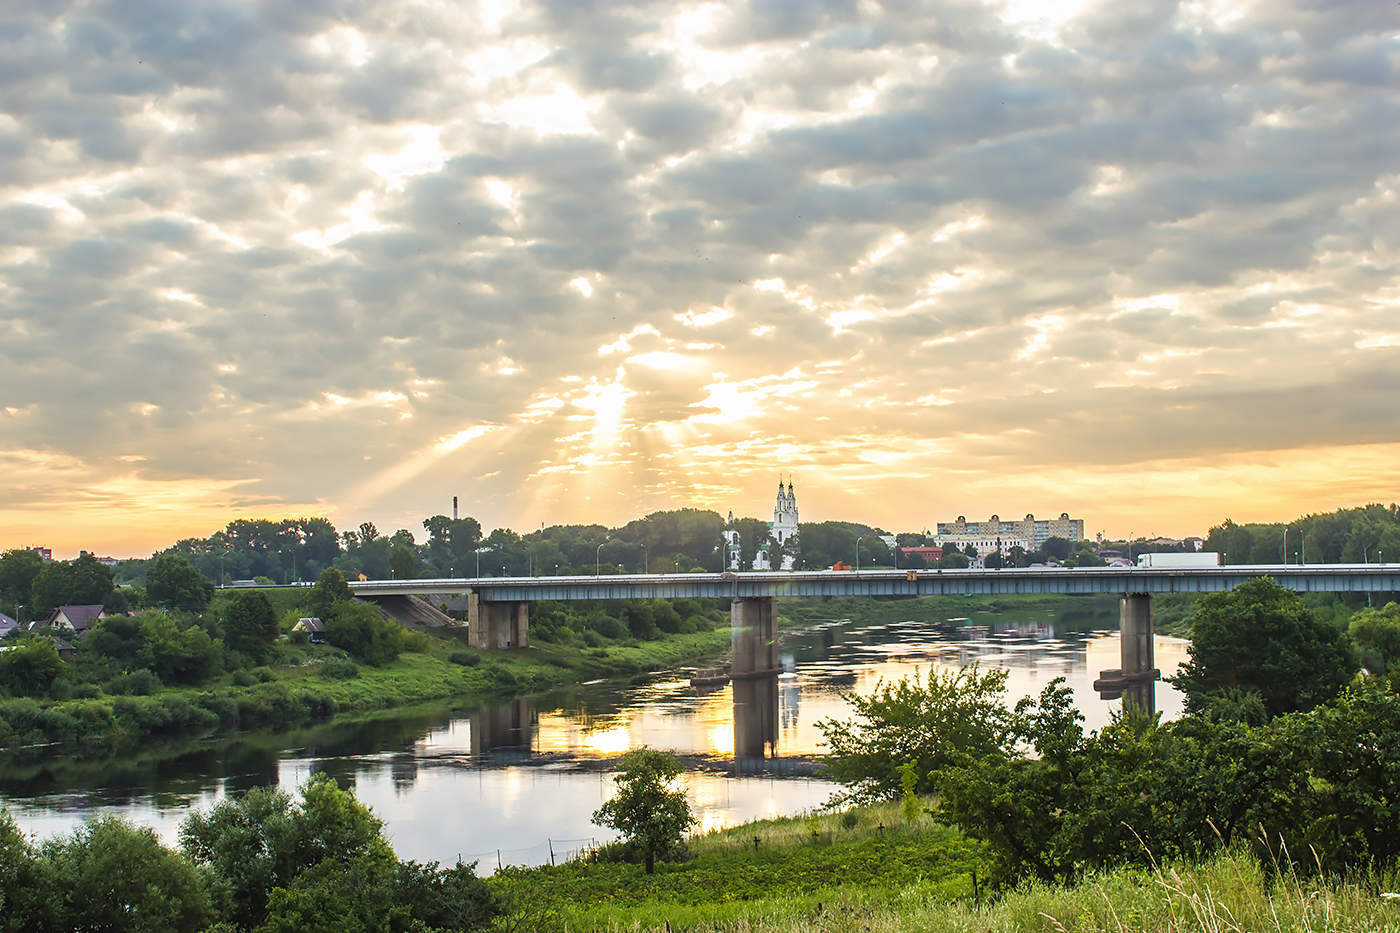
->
[2,0,1398,559]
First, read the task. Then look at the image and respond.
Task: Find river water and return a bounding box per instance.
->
[1,608,1187,871]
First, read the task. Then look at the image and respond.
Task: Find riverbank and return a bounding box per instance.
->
[0,626,731,758]
[491,799,1398,932]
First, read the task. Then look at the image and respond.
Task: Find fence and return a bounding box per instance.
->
[456,835,602,873]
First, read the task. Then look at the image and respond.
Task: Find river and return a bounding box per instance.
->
[0,606,1187,871]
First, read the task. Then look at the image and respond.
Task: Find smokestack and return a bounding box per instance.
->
[453,496,458,520]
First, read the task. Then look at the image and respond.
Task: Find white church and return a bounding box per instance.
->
[724,478,800,571]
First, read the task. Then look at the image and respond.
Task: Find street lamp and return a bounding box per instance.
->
[596,537,608,576]
[855,535,866,572]
[641,543,648,575]
[1282,527,1288,566]
[554,563,560,576]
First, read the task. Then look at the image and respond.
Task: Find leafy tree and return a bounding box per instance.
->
[1349,601,1400,678]
[0,808,45,933]
[592,748,694,873]
[146,554,214,612]
[1042,537,1072,560]
[1171,577,1356,718]
[323,600,405,666]
[69,552,117,604]
[138,614,222,684]
[223,592,280,663]
[41,816,215,933]
[0,639,64,697]
[388,543,416,580]
[0,549,44,609]
[181,787,296,928]
[29,562,76,617]
[309,568,352,621]
[818,666,1018,803]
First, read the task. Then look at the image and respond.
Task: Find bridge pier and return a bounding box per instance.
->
[1093,593,1160,713]
[732,674,779,765]
[731,597,779,677]
[467,592,529,649]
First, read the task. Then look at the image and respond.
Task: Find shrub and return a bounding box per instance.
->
[448,650,481,667]
[230,670,257,687]
[106,668,163,696]
[319,658,359,680]
[251,667,276,683]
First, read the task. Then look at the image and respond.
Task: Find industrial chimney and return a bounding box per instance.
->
[452,496,458,520]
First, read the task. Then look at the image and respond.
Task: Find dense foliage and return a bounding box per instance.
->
[1204,502,1400,565]
[818,666,1018,802]
[0,776,500,933]
[819,584,1397,888]
[1170,577,1356,718]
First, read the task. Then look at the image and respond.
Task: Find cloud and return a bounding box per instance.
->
[1,0,1398,557]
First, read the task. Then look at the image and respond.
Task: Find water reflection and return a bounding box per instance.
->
[2,611,1187,869]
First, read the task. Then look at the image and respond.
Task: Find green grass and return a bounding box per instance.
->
[491,801,989,930]
[491,804,1400,933]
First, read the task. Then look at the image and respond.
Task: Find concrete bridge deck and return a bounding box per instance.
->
[351,564,1397,713]
[350,564,1400,601]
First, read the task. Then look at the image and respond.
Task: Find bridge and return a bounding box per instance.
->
[350,565,1400,710]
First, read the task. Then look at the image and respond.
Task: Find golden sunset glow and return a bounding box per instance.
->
[2,1,1397,558]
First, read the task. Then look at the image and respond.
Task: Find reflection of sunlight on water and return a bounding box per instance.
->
[3,617,1194,871]
[579,725,632,755]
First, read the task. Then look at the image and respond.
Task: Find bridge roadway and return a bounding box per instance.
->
[350,564,1400,601]
[350,565,1399,713]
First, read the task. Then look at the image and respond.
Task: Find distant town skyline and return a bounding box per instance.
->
[3,1,1397,558]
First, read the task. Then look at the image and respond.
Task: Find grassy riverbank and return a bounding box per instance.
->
[491,800,1400,932]
[0,625,730,756]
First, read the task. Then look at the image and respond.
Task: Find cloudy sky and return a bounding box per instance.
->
[2,0,1398,557]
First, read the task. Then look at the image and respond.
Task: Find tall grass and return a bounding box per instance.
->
[571,849,1400,932]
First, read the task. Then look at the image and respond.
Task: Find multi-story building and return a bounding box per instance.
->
[934,513,1085,553]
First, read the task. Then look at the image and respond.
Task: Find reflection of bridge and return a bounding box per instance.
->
[353,566,1400,711]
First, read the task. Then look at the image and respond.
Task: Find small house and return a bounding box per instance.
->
[291,617,327,644]
[47,605,107,638]
[0,612,18,640]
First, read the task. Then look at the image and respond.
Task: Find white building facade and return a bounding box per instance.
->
[724,479,800,571]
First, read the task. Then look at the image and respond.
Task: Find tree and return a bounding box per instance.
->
[818,666,1019,803]
[146,554,214,612]
[1171,576,1356,718]
[0,639,64,697]
[592,748,694,873]
[1042,537,1072,561]
[388,543,416,580]
[322,600,405,666]
[309,568,352,621]
[29,562,76,616]
[0,809,45,933]
[41,816,215,933]
[138,614,222,684]
[223,591,280,663]
[0,549,44,610]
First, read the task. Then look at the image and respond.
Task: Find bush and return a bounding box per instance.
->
[230,670,257,687]
[319,658,359,680]
[106,668,163,696]
[251,666,276,683]
[447,650,480,667]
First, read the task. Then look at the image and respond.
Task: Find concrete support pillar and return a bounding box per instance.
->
[732,674,778,765]
[466,592,529,649]
[731,597,777,677]
[1093,592,1159,713]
